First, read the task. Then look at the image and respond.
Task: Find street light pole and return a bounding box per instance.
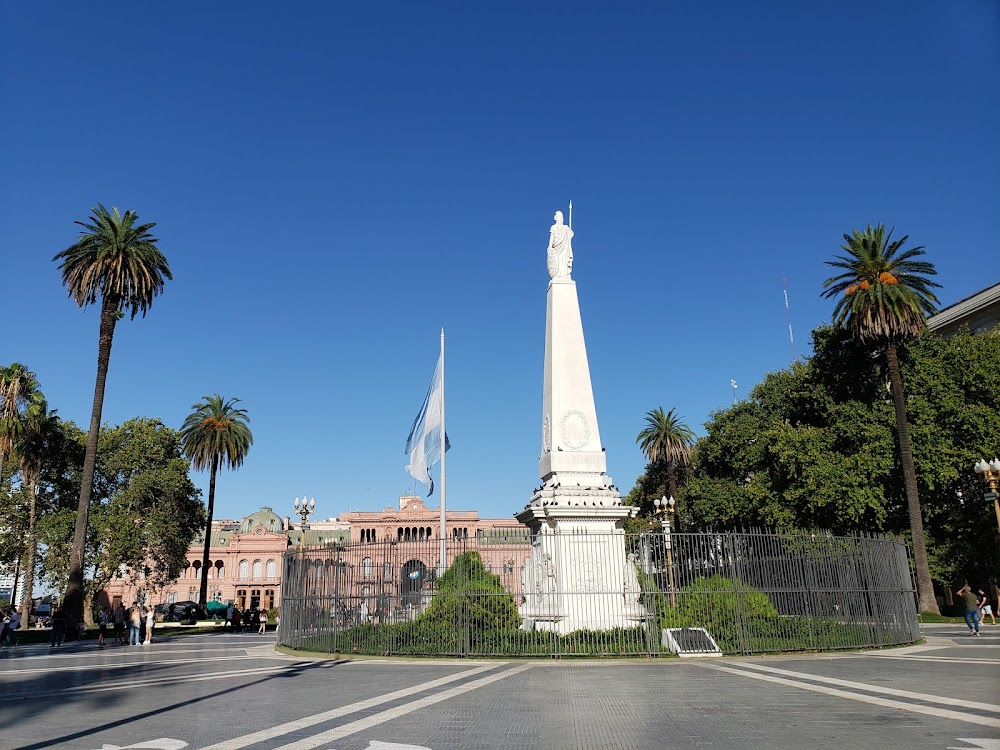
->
[973,458,1000,535]
[653,495,677,608]
[294,496,316,551]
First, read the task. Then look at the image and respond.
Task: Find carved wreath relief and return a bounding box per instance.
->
[559,410,591,451]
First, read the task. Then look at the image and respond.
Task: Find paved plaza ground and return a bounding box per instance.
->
[0,623,997,750]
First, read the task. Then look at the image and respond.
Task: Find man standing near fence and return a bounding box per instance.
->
[958,584,981,636]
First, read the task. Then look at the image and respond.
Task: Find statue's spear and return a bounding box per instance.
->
[568,199,573,229]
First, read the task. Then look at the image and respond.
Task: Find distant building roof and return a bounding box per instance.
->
[927,282,1000,338]
[239,507,285,534]
[287,528,351,547]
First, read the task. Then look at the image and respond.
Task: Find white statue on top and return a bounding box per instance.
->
[546,210,574,280]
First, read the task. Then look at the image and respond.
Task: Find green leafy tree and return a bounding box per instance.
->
[52,204,172,627]
[822,225,940,613]
[424,551,520,631]
[180,394,252,607]
[684,324,999,599]
[0,363,47,482]
[36,418,204,615]
[16,409,59,629]
[87,418,205,606]
[0,419,84,594]
[636,407,696,501]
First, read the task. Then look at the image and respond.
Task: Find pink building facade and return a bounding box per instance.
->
[100,497,528,613]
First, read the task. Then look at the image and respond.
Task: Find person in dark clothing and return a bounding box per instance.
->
[50,607,66,647]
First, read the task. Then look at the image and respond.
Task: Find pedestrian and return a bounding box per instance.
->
[143,606,154,645]
[113,604,126,645]
[224,603,235,633]
[232,607,242,633]
[958,584,981,636]
[97,606,109,647]
[128,605,141,645]
[1,610,9,647]
[50,607,66,647]
[7,608,20,646]
[258,609,268,635]
[978,590,996,626]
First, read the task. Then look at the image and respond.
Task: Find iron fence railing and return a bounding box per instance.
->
[278,529,919,657]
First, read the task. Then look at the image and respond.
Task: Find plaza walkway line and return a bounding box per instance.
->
[698,662,1000,728]
[198,663,527,750]
[862,654,1000,665]
[265,663,534,750]
[0,653,288,675]
[1,661,316,701]
[733,661,1000,713]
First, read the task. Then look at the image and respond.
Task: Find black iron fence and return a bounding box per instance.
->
[278,529,919,657]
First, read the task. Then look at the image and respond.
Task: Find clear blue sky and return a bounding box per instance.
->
[2,2,997,524]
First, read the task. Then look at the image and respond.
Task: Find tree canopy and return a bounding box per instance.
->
[1,416,204,612]
[677,325,999,587]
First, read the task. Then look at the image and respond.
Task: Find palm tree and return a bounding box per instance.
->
[53,204,172,627]
[17,409,59,630]
[180,394,253,607]
[636,407,696,501]
[0,363,46,481]
[822,224,940,614]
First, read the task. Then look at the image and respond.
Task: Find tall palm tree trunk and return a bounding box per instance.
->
[64,297,118,630]
[886,343,939,614]
[199,456,219,607]
[666,461,678,501]
[18,478,37,630]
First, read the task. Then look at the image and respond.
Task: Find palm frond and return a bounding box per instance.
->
[821,224,939,344]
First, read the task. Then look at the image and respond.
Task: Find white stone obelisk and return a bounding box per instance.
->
[516,210,639,635]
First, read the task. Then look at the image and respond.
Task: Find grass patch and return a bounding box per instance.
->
[917,613,965,624]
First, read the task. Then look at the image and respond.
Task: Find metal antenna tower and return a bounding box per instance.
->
[782,275,796,362]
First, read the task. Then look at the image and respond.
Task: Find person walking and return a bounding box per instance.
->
[128,605,141,646]
[978,590,996,626]
[1,610,10,647]
[224,603,235,633]
[258,609,268,635]
[958,584,981,636]
[143,606,155,645]
[50,607,65,647]
[7,608,20,646]
[97,606,109,647]
[113,604,126,645]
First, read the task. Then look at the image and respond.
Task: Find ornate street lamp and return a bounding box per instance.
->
[973,458,1000,535]
[294,496,316,550]
[653,495,677,608]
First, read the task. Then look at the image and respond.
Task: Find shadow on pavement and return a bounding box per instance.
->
[5,658,347,750]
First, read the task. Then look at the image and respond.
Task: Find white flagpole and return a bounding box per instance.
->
[438,327,447,578]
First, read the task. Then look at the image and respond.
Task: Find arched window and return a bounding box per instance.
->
[363,557,373,580]
[397,528,403,541]
[238,560,249,578]
[216,561,224,579]
[266,559,276,578]
[252,560,262,579]
[383,562,392,581]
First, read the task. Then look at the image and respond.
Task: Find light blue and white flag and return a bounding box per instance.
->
[405,352,450,495]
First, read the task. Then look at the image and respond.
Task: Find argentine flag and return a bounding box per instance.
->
[405,352,450,495]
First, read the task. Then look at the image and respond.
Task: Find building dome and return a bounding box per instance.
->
[240,507,284,534]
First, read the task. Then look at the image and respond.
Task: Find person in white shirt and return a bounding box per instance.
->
[143,607,155,644]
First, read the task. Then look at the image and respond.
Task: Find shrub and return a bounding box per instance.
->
[422,551,521,632]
